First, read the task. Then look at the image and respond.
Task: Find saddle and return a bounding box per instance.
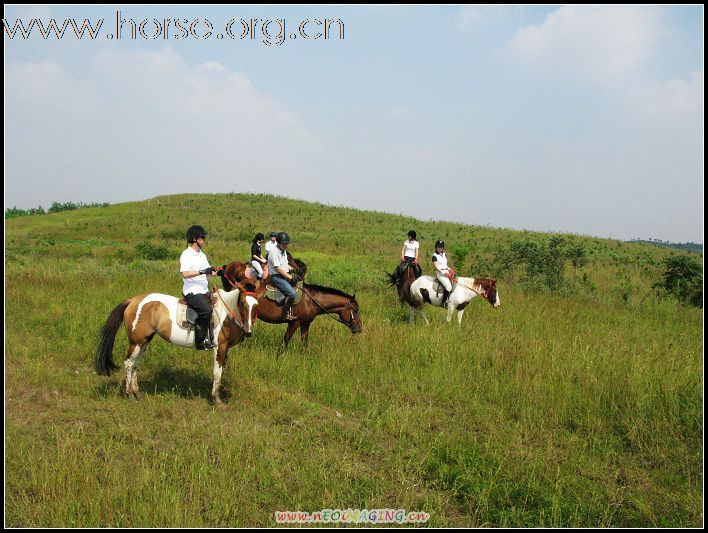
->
[398,261,422,279]
[431,277,458,298]
[176,294,219,330]
[265,281,303,305]
[245,263,269,279]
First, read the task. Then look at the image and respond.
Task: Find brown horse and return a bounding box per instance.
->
[386,261,422,305]
[95,282,258,404]
[249,282,362,352]
[220,252,307,289]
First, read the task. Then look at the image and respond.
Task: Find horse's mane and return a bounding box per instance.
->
[305,283,354,299]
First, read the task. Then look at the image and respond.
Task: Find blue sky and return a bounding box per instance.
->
[4,5,704,242]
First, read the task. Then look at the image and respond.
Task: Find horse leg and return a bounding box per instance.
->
[124,342,148,400]
[278,320,300,357]
[212,343,228,405]
[300,321,312,350]
[457,309,465,325]
[420,308,430,325]
[446,303,455,324]
[409,306,415,324]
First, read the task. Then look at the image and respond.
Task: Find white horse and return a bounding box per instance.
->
[95,282,259,404]
[406,276,500,324]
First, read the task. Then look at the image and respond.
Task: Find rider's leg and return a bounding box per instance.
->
[186,292,213,349]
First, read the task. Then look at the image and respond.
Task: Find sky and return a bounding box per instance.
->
[4,5,704,242]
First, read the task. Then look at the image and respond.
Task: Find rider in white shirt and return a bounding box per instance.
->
[180,225,218,349]
[432,239,453,306]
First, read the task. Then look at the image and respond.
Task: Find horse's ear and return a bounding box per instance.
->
[233,281,246,293]
[351,293,356,301]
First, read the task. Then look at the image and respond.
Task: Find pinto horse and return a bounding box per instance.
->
[95,283,258,404]
[244,281,362,351]
[220,252,307,289]
[394,275,500,325]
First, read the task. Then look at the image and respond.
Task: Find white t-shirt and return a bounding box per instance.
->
[180,246,211,295]
[403,239,419,258]
[265,239,278,256]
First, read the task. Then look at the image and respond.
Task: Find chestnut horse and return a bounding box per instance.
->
[95,282,258,404]
[220,252,307,289]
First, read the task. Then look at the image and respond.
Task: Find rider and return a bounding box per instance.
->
[398,230,421,281]
[180,225,218,350]
[250,232,268,279]
[264,231,278,259]
[267,231,299,321]
[432,239,453,306]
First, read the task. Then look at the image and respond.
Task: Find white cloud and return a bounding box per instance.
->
[5,47,321,207]
[506,6,665,86]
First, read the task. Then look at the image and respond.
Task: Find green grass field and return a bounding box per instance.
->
[5,194,703,527]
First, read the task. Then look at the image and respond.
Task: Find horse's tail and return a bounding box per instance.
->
[95,300,129,376]
[385,269,400,288]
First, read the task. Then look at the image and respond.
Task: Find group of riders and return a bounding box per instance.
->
[181,225,299,350]
[181,225,455,351]
[398,229,456,304]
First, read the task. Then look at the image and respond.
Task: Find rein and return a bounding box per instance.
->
[450,278,490,300]
[212,284,243,328]
[300,286,355,327]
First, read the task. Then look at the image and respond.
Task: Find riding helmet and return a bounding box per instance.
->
[276,231,290,244]
[269,231,277,238]
[186,225,208,243]
[435,239,445,249]
[407,230,417,240]
[254,232,265,242]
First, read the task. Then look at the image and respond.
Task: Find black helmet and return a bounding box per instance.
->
[407,230,417,240]
[254,232,265,242]
[186,225,208,243]
[435,239,445,249]
[269,231,277,238]
[276,231,290,244]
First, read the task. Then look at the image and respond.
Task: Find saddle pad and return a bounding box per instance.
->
[176,302,219,330]
[265,282,303,305]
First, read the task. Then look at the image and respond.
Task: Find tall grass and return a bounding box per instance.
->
[5,194,702,526]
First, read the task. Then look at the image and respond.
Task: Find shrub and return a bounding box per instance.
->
[135,241,172,260]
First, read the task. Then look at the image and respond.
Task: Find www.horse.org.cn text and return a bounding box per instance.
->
[3,11,345,47]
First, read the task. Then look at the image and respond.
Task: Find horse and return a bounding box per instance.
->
[247,281,362,352]
[386,261,422,305]
[94,282,259,404]
[220,252,307,289]
[396,274,500,325]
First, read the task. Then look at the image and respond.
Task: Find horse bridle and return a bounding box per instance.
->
[301,287,358,331]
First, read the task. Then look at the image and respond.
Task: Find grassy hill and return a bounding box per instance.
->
[5,193,703,527]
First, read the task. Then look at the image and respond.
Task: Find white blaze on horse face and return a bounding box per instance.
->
[245,295,258,333]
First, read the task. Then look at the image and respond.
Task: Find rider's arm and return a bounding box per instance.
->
[182,270,216,278]
[414,246,419,264]
[401,245,406,261]
[276,266,293,280]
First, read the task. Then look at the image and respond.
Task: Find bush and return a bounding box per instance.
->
[135,241,172,260]
[654,255,703,308]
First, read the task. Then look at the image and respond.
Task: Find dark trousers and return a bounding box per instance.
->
[185,292,213,347]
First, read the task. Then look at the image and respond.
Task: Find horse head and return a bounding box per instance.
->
[234,279,260,336]
[342,294,363,334]
[485,279,500,308]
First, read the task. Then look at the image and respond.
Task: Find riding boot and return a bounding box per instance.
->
[194,319,214,350]
[441,289,450,307]
[282,296,298,321]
